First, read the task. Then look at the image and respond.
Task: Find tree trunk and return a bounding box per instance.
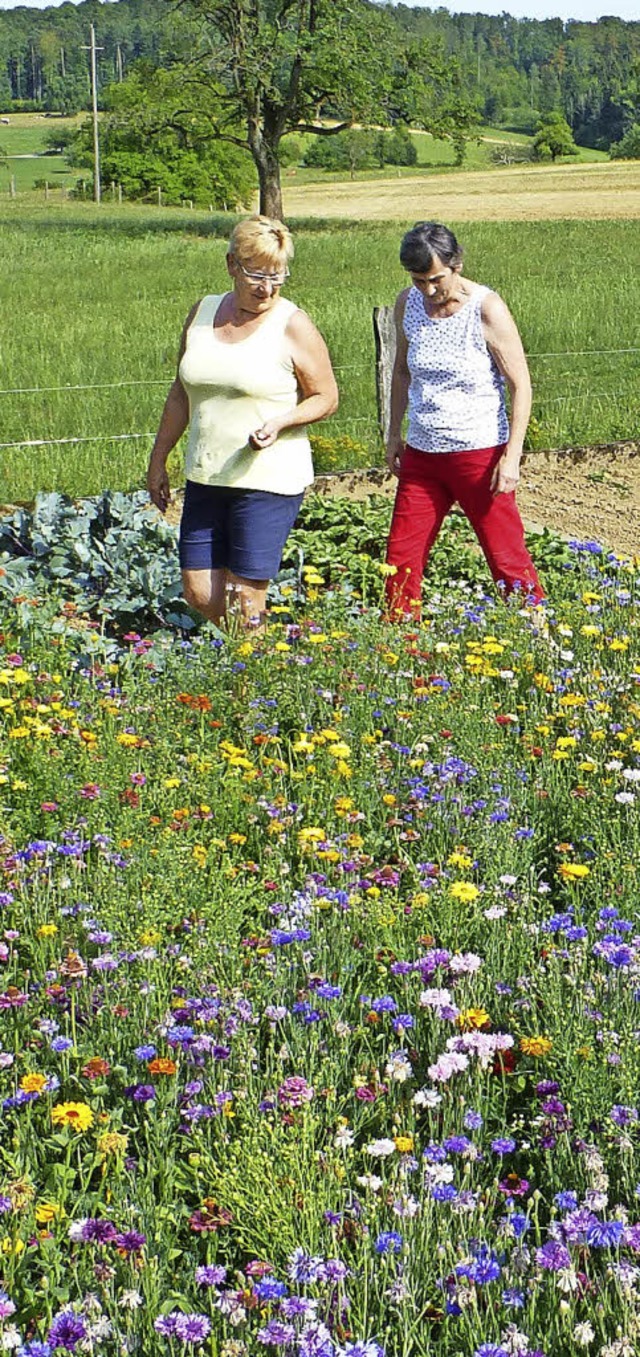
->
[255,142,283,219]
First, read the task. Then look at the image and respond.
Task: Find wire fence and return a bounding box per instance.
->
[0,347,638,456]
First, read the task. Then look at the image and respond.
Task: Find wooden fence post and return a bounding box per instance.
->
[373,304,396,446]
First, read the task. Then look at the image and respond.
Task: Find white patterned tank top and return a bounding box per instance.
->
[404,284,509,454]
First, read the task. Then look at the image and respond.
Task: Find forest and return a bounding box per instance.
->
[1,0,639,151]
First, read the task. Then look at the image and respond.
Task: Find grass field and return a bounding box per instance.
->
[0,112,81,192]
[0,194,639,501]
[0,113,608,197]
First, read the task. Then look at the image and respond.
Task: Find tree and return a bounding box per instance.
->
[610,122,640,158]
[65,66,255,208]
[532,111,578,161]
[175,0,401,218]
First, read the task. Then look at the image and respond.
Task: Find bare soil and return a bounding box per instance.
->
[165,441,640,557]
[312,441,640,557]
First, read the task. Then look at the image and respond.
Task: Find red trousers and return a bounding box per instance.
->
[386,444,544,618]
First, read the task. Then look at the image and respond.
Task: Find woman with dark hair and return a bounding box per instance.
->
[385,220,543,619]
[147,214,338,629]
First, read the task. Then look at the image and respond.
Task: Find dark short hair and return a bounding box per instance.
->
[399,221,463,273]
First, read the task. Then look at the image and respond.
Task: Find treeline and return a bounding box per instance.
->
[1,0,640,151]
[388,6,640,149]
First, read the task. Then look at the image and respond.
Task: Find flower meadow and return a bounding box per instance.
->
[1,529,640,1357]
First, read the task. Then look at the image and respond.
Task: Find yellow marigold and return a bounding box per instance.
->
[519,1036,553,1057]
[456,1007,491,1032]
[449,881,479,904]
[394,1135,414,1153]
[558,863,590,880]
[147,1057,177,1076]
[35,1201,63,1224]
[447,850,472,869]
[97,1131,129,1158]
[51,1102,94,1132]
[20,1073,48,1094]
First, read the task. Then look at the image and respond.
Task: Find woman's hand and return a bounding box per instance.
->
[249,418,281,450]
[147,459,171,513]
[386,436,404,478]
[491,447,521,496]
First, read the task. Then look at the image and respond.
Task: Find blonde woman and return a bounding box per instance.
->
[147,215,338,627]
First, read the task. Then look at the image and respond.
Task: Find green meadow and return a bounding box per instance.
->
[1,202,639,501]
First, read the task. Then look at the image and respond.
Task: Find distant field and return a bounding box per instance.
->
[1,112,608,196]
[283,159,640,221]
[0,203,639,501]
[0,112,81,192]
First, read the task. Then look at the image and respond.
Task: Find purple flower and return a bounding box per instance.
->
[80,1219,118,1244]
[464,1110,483,1130]
[115,1230,146,1255]
[288,1247,324,1284]
[0,1291,16,1319]
[257,1320,297,1346]
[134,1045,156,1061]
[337,1345,384,1357]
[298,1321,335,1357]
[474,1347,509,1357]
[48,1309,87,1351]
[19,1343,53,1356]
[443,1136,472,1154]
[125,1083,156,1102]
[174,1314,211,1344]
[536,1240,571,1271]
[195,1264,227,1286]
[50,1037,74,1053]
[277,1076,314,1108]
[431,1183,457,1203]
[491,1137,517,1155]
[0,1195,12,1213]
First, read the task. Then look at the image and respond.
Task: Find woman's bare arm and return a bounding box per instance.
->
[482,291,532,496]
[146,303,198,512]
[249,309,338,450]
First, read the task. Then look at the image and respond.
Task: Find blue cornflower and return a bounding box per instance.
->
[443,1135,472,1154]
[368,996,399,1014]
[491,1137,517,1155]
[475,1346,509,1357]
[464,1110,483,1130]
[255,1279,289,1300]
[392,1014,415,1031]
[18,1344,53,1357]
[554,1191,578,1211]
[374,1231,403,1255]
[50,1037,74,1053]
[431,1184,457,1203]
[423,1142,447,1163]
[501,1287,525,1308]
[536,1240,571,1271]
[586,1219,625,1248]
[134,1045,156,1062]
[48,1310,86,1351]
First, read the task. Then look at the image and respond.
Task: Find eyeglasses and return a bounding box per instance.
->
[236,260,290,286]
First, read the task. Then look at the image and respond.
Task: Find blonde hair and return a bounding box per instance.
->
[228,214,294,271]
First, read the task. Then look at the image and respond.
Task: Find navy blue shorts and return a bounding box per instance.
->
[179,480,304,580]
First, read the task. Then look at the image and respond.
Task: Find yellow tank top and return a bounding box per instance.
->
[179,294,314,494]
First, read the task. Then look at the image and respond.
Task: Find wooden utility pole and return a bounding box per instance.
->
[82,25,103,203]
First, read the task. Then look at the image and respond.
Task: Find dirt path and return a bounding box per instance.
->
[313,441,640,557]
